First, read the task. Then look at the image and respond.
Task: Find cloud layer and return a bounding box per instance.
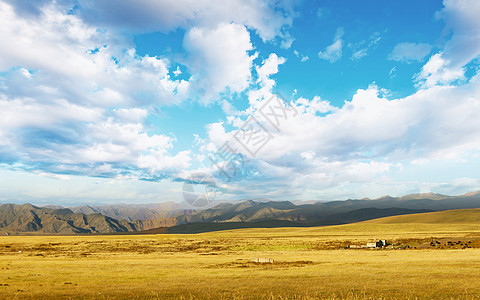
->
[1,0,480,204]
[388,42,432,63]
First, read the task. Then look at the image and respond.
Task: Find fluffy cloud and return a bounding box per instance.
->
[438,0,480,69]
[318,28,344,63]
[415,52,465,88]
[256,54,286,87]
[206,70,480,199]
[1,0,297,104]
[5,0,295,43]
[0,1,191,180]
[387,42,432,63]
[0,2,189,106]
[415,0,480,88]
[0,0,295,184]
[183,23,256,103]
[0,93,192,178]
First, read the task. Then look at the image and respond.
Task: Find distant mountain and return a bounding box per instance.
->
[2,190,480,235]
[69,202,194,221]
[170,190,480,232]
[396,192,451,201]
[167,207,431,234]
[0,203,177,234]
[175,200,297,223]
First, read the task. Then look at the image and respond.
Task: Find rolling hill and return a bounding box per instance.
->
[167,207,431,233]
[363,208,480,224]
[0,204,176,234]
[172,190,480,227]
[69,202,194,221]
[2,190,480,234]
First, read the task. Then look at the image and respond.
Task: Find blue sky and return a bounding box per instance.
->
[1,0,480,206]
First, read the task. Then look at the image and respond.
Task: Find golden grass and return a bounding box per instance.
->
[1,210,480,299]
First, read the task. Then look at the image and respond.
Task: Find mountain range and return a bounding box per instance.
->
[1,191,480,234]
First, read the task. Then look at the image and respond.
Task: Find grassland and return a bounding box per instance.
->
[1,209,480,299]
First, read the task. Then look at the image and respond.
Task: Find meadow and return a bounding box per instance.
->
[1,209,480,299]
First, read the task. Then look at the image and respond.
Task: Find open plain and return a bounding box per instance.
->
[1,209,480,299]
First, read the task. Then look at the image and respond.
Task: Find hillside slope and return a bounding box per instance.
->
[0,204,177,234]
[175,190,480,226]
[70,202,193,221]
[363,208,480,224]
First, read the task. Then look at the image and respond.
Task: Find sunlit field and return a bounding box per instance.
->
[2,211,480,299]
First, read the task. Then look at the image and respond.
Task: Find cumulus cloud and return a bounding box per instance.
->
[388,42,432,63]
[0,94,192,178]
[415,52,465,88]
[256,53,286,86]
[206,71,480,199]
[318,28,344,63]
[0,1,192,180]
[7,0,295,43]
[438,0,480,69]
[415,0,480,88]
[199,0,480,200]
[183,23,256,103]
[1,0,297,103]
[0,2,189,106]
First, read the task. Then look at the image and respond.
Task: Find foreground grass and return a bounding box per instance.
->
[1,220,480,299]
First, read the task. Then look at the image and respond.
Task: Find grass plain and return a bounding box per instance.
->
[1,209,480,299]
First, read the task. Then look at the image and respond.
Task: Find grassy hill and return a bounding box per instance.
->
[0,203,177,234]
[363,208,480,224]
[175,208,480,242]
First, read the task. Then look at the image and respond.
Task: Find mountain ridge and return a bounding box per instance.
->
[1,190,480,235]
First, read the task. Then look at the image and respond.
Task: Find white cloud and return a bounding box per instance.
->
[184,23,256,103]
[0,1,97,75]
[35,171,71,181]
[415,0,480,88]
[318,28,344,63]
[349,32,381,61]
[437,0,480,69]
[0,1,192,180]
[74,0,295,43]
[1,0,298,104]
[256,53,286,85]
[206,71,480,199]
[0,169,184,204]
[351,48,368,60]
[388,42,432,63]
[173,66,182,76]
[201,0,480,200]
[280,33,295,49]
[294,50,309,62]
[415,52,465,88]
[0,2,189,107]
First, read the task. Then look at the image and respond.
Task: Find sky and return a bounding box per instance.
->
[1,0,480,206]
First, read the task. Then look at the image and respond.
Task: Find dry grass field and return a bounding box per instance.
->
[1,209,480,299]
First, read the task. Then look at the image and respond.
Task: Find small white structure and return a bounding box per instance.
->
[366,239,388,248]
[251,257,274,263]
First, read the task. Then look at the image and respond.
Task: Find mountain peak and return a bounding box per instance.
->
[399,192,449,201]
[462,190,480,197]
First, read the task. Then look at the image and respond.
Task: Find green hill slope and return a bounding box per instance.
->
[363,208,480,224]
